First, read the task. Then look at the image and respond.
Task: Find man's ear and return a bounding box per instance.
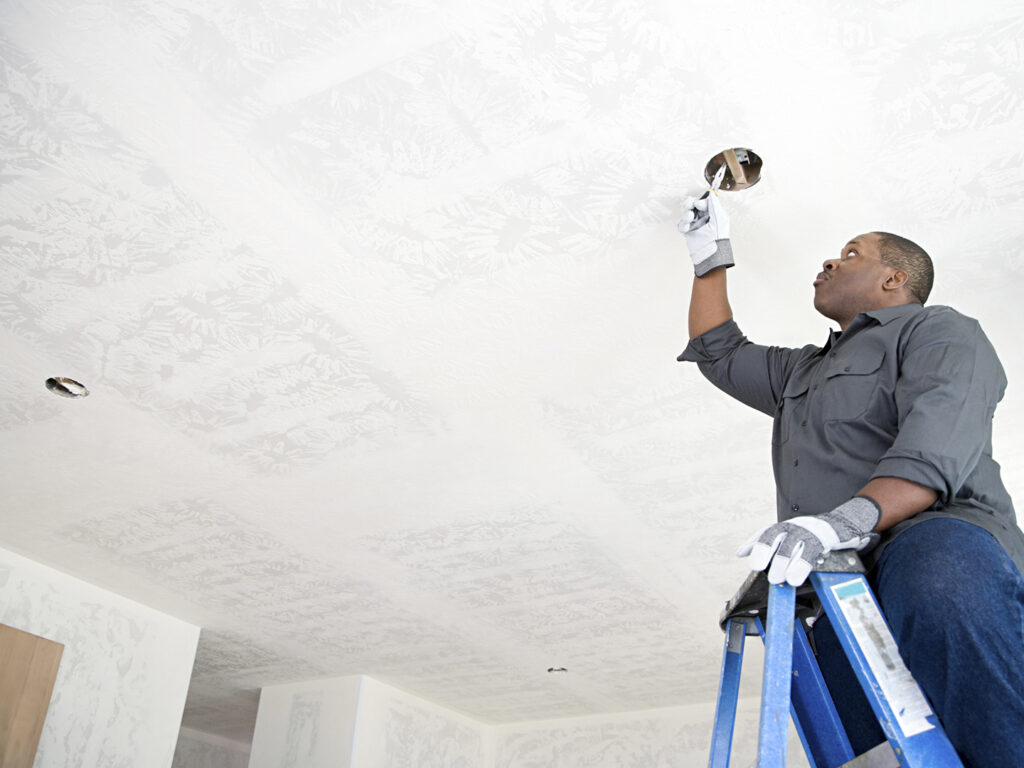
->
[883,269,909,293]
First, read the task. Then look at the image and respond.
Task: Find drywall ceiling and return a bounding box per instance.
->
[2,0,1024,745]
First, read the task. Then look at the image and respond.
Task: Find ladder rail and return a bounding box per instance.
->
[811,572,964,768]
[707,619,749,768]
[757,584,796,767]
[788,611,855,768]
[708,554,966,768]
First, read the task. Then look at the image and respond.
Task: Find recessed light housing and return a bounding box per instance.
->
[703,148,763,191]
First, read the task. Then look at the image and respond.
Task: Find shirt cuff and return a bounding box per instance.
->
[677,318,745,363]
[871,455,949,503]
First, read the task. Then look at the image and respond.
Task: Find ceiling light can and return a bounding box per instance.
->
[704,148,763,191]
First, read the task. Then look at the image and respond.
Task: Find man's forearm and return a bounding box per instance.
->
[857,476,939,531]
[688,268,733,339]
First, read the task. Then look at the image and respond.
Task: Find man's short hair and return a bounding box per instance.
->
[873,232,934,305]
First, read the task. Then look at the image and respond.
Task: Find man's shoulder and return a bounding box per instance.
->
[918,304,973,320]
[891,304,981,333]
[886,305,992,355]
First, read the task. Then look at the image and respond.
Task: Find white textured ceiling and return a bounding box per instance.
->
[2,0,1024,745]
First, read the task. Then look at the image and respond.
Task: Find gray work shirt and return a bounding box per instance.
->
[679,302,1024,572]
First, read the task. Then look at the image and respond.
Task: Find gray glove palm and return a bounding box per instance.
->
[736,497,882,586]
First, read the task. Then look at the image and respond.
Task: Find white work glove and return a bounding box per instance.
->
[678,190,733,277]
[736,497,882,587]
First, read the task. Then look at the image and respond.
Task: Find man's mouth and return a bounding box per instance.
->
[813,272,829,286]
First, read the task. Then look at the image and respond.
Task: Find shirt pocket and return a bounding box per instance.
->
[775,376,811,445]
[823,347,886,421]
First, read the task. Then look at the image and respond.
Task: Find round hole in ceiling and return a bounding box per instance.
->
[45,377,90,398]
[704,148,763,191]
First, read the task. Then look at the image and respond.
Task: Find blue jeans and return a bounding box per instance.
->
[812,517,1024,768]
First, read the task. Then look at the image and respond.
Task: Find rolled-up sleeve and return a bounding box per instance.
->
[678,319,806,417]
[871,309,1007,503]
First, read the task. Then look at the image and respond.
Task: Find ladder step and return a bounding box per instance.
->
[840,741,899,768]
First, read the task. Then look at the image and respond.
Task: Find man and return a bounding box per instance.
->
[677,189,1024,766]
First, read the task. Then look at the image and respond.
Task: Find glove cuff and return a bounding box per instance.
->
[827,496,882,551]
[844,496,882,528]
[693,239,734,278]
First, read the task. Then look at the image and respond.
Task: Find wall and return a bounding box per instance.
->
[349,676,493,767]
[246,675,492,768]
[0,545,199,768]
[494,699,808,768]
[247,675,363,768]
[236,673,805,768]
[172,727,251,768]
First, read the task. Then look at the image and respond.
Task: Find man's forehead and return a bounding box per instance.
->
[844,233,880,251]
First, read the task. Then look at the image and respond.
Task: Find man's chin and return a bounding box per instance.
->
[812,297,836,322]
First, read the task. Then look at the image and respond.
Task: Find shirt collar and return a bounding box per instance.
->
[861,302,924,325]
[822,303,923,352]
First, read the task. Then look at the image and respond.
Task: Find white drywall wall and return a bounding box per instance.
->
[239,672,807,768]
[0,545,199,768]
[172,727,251,768]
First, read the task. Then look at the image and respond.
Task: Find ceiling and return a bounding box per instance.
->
[3,0,1024,745]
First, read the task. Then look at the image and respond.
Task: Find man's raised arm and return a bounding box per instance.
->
[680,192,734,338]
[689,269,732,339]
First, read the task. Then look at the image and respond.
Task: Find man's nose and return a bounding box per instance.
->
[823,259,839,271]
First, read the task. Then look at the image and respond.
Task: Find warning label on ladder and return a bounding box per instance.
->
[830,579,935,737]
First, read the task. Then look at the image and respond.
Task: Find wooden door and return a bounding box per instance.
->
[0,624,64,768]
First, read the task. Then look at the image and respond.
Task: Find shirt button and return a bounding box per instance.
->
[801,420,807,427]
[812,384,819,391]
[844,365,851,372]
[793,459,799,466]
[791,504,800,512]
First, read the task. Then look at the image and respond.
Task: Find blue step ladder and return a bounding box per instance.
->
[708,552,964,768]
